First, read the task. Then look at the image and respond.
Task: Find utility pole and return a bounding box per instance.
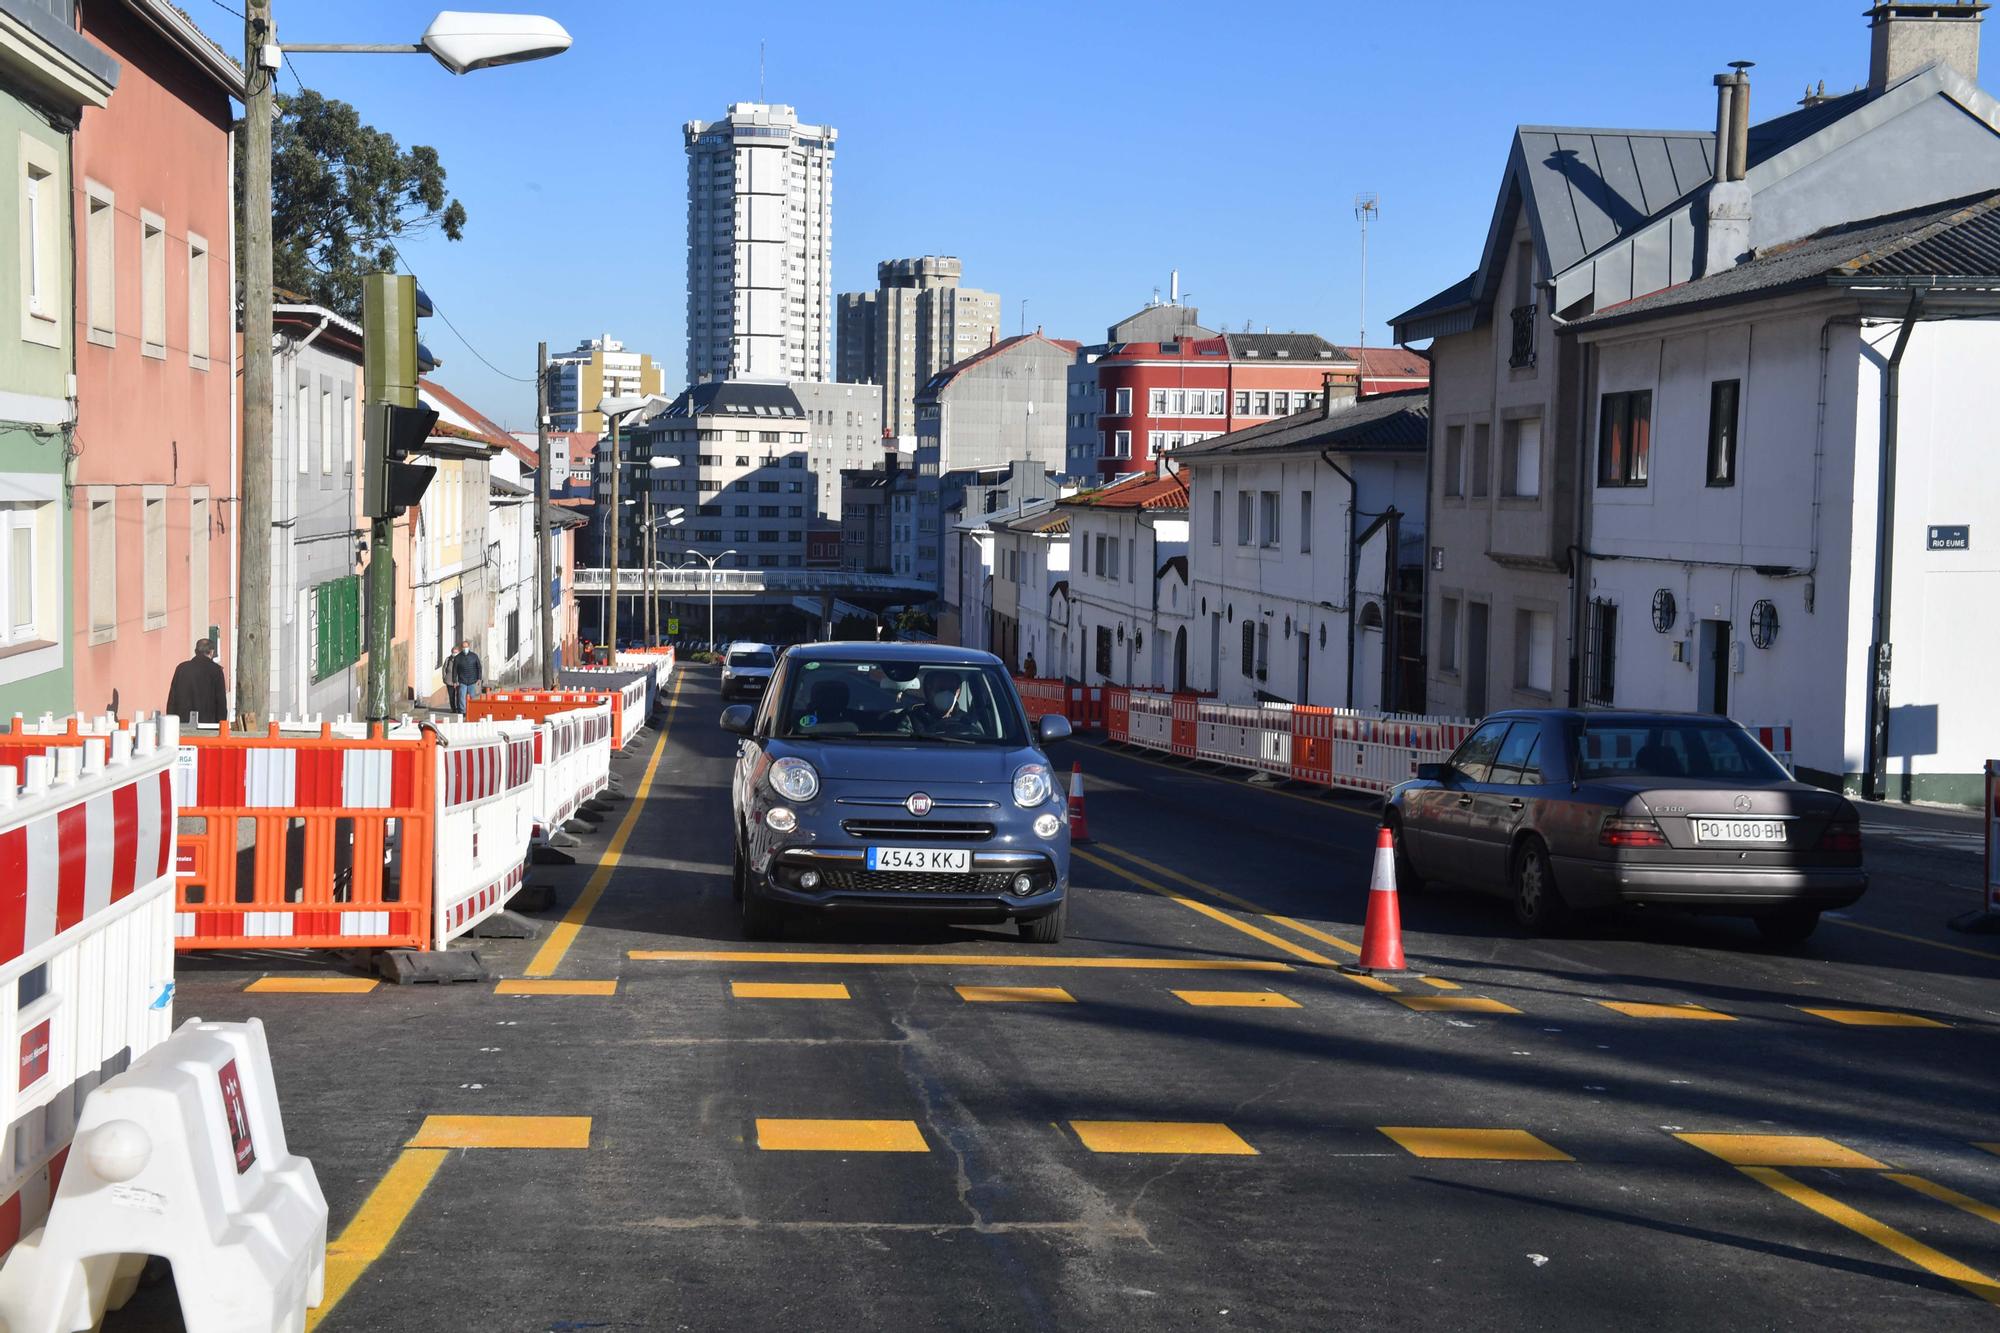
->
[238,0,276,726]
[1354,192,1379,350]
[535,340,555,686]
[606,414,621,654]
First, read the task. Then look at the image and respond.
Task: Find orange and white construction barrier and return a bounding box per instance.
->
[1357,826,1407,973]
[0,721,178,1265]
[0,1017,326,1332]
[1067,763,1091,843]
[430,720,537,945]
[523,703,613,846]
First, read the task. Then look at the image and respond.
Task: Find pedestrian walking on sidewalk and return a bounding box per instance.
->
[166,639,229,724]
[446,640,483,713]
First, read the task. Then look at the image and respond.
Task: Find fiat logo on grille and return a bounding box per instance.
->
[1733,794,1753,813]
[906,792,934,817]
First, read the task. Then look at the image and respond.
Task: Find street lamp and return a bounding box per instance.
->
[643,502,685,646]
[237,3,569,725]
[596,393,651,651]
[681,548,737,653]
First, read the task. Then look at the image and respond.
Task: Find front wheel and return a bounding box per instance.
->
[1018,896,1068,944]
[1755,908,1820,949]
[1385,813,1423,894]
[1511,837,1570,935]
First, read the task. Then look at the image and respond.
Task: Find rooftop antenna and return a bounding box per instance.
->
[1354,192,1380,349]
[759,39,766,101]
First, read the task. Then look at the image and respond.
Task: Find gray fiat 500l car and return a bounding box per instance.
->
[1384,709,1866,945]
[721,642,1074,941]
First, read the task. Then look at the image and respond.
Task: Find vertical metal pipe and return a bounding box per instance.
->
[1865,290,1925,801]
[536,341,554,686]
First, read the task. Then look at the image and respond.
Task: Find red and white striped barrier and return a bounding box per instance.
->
[1112,690,1476,797]
[1748,723,1794,775]
[0,721,178,1263]
[430,720,538,947]
[527,703,613,845]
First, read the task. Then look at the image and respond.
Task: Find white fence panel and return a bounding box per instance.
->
[430,720,538,946]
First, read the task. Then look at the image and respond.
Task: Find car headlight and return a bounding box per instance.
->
[1033,812,1062,839]
[765,806,797,832]
[1013,762,1053,808]
[768,757,819,803]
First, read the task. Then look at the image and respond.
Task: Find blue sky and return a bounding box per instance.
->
[188,1,1911,428]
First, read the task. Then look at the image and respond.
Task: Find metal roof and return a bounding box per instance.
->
[1171,389,1429,462]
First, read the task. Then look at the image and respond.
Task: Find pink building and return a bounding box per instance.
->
[69,0,240,718]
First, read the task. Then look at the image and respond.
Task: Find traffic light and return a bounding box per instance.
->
[362,401,440,517]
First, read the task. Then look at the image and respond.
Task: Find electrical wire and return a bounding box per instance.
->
[384,245,537,384]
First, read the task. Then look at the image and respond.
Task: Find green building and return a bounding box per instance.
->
[0,0,116,717]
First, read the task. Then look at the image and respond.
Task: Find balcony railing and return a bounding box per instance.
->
[1509,303,1538,369]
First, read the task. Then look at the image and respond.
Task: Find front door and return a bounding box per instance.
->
[1297,631,1310,704]
[1208,612,1221,691]
[1174,626,1188,692]
[1698,619,1731,715]
[1465,602,1490,716]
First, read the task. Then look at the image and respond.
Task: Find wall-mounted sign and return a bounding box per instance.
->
[1928,525,1970,551]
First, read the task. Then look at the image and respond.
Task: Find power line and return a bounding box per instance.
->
[386,245,536,384]
[203,0,244,19]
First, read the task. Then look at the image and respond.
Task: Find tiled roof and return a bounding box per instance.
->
[1172,389,1429,460]
[922,333,1083,393]
[419,379,534,464]
[1341,346,1431,380]
[1572,190,2000,328]
[1222,332,1350,362]
[1000,508,1070,535]
[1058,472,1189,512]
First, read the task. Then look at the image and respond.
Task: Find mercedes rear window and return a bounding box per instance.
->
[1572,720,1789,783]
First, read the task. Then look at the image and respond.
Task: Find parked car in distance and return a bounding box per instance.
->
[721,641,1074,941]
[721,642,777,700]
[1383,709,1865,946]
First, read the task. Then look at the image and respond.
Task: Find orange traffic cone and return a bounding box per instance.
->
[1357,825,1407,972]
[1067,762,1092,842]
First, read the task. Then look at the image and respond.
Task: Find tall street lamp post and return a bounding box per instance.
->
[236,6,569,725]
[596,395,651,655]
[680,549,737,652]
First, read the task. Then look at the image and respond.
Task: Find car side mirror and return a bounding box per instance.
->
[719,705,754,736]
[1038,713,1073,743]
[1415,762,1446,782]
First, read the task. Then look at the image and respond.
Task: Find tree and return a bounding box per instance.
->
[240,90,467,318]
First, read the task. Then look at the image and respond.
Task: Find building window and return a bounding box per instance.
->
[1299,491,1312,553]
[1234,391,1249,415]
[1236,491,1252,545]
[1597,390,1652,487]
[1208,390,1225,414]
[1514,607,1553,694]
[341,392,353,464]
[189,491,209,636]
[1210,490,1221,545]
[1707,380,1739,486]
[320,389,334,474]
[140,212,166,358]
[1258,491,1280,548]
[1149,389,1167,414]
[19,137,58,343]
[187,233,210,366]
[89,495,116,644]
[1586,597,1619,703]
[1443,425,1464,498]
[1470,422,1491,498]
[1095,626,1112,678]
[1125,538,1134,583]
[1241,618,1256,679]
[1273,392,1290,414]
[1501,417,1541,498]
[142,493,167,629]
[1,503,42,645]
[1440,595,1460,672]
[1094,534,1108,577]
[1254,392,1270,415]
[85,184,115,346]
[1114,387,1131,415]
[1112,429,1131,458]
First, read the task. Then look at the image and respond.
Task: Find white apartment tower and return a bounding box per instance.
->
[683,103,836,386]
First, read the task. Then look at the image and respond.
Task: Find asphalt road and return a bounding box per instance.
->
[114,666,2000,1330]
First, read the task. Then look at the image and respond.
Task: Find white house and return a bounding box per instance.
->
[989,506,1070,675]
[1175,391,1429,708]
[1568,193,2000,804]
[1059,473,1190,689]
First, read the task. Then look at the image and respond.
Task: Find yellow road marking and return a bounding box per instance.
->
[1378,1127,1572,1161]
[1740,1166,2000,1306]
[406,1115,593,1150]
[1070,1120,1258,1155]
[955,984,1074,1003]
[1979,1144,2000,1158]
[1393,995,1520,1014]
[308,1148,447,1330]
[1172,989,1302,1008]
[1886,1173,2000,1228]
[1087,740,1375,819]
[245,977,379,994]
[1096,842,1367,957]
[524,672,683,977]
[732,981,851,1000]
[495,979,619,996]
[1598,1000,1735,1021]
[1417,976,1461,990]
[1676,1133,1887,1169]
[629,949,1292,972]
[756,1118,929,1152]
[1800,1007,1949,1028]
[1824,914,2000,963]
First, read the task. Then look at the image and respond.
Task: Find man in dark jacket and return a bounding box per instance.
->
[166,639,229,724]
[447,640,483,713]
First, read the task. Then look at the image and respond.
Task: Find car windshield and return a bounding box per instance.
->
[1572,719,1791,783]
[775,660,1028,746]
[729,651,775,669]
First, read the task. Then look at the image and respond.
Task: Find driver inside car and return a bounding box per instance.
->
[906,671,981,739]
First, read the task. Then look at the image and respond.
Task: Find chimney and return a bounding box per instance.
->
[1869,1,1986,94]
[1705,63,1755,274]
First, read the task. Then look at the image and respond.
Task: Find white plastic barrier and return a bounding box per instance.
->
[1747,722,1794,775]
[1127,692,1174,750]
[526,703,613,845]
[0,724,177,1263]
[568,671,647,750]
[430,719,537,946]
[614,648,675,690]
[0,1017,326,1333]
